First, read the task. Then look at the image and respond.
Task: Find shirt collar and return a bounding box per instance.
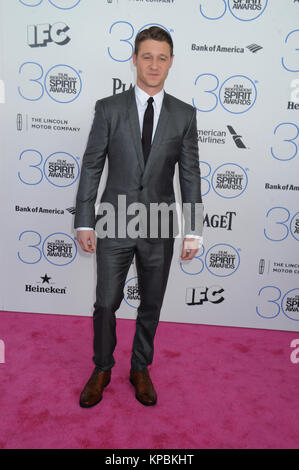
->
[135,85,164,108]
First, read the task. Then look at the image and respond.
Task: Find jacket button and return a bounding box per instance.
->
[139,185,143,190]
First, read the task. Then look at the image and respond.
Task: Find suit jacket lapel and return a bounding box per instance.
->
[127,87,145,172]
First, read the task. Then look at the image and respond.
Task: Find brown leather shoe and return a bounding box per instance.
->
[130,368,157,406]
[79,369,111,408]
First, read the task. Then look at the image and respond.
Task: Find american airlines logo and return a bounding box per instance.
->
[227,126,247,149]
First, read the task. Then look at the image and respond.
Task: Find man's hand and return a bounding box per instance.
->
[76,230,96,253]
[181,238,199,261]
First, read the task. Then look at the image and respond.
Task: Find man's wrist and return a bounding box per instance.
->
[185,234,202,240]
[183,235,203,250]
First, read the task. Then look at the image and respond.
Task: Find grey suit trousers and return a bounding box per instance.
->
[93,236,175,372]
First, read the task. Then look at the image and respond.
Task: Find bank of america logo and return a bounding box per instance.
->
[227,126,246,149]
[66,206,76,215]
[246,44,263,53]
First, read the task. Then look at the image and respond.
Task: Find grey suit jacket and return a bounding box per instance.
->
[74,87,203,240]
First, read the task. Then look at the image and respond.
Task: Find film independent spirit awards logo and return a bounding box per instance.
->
[40,234,77,266]
[44,152,80,187]
[207,0,269,21]
[44,65,82,103]
[212,163,248,198]
[124,276,140,309]
[282,290,299,320]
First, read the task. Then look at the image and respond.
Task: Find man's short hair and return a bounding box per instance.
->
[134,26,173,57]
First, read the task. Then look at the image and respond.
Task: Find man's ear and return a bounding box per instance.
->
[132,52,137,66]
[170,54,174,67]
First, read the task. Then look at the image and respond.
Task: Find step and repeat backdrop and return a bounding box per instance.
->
[0,0,298,331]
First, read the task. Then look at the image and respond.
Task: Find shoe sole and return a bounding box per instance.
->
[79,377,111,408]
[129,377,157,406]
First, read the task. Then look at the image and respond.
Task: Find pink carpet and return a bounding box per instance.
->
[0,310,298,449]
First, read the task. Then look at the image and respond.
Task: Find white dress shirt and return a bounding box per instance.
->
[135,85,164,143]
[77,85,203,249]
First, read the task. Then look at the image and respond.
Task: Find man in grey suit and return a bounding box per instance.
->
[75,27,203,407]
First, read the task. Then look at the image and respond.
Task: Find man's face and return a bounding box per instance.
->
[133,39,174,94]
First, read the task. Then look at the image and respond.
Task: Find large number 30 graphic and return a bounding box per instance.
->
[108,22,172,62]
[264,207,299,242]
[271,123,299,162]
[257,286,299,322]
[19,0,80,9]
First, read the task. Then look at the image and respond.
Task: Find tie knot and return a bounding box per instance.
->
[147,97,154,105]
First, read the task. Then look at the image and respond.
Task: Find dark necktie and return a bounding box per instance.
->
[142,97,154,164]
